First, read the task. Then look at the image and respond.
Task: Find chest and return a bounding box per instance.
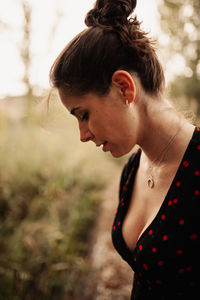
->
[122,164,179,251]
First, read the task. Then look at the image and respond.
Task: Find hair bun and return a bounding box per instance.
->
[85,0,137,27]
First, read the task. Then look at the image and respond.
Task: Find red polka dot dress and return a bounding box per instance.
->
[112,127,200,299]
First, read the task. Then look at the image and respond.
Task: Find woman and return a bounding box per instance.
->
[49,0,200,298]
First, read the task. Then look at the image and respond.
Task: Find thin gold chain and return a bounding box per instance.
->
[147,119,182,188]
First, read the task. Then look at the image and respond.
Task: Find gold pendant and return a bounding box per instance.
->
[148,175,154,188]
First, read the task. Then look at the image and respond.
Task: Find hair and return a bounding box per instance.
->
[50,0,165,97]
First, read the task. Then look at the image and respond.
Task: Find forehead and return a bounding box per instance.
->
[58,89,104,111]
[58,89,84,110]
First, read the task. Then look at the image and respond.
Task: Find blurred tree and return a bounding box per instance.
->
[21,0,33,100]
[0,0,61,101]
[0,1,33,101]
[159,0,200,115]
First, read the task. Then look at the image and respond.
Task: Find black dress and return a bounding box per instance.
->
[112,127,200,299]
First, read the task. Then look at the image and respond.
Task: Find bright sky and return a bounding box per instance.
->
[0,0,161,98]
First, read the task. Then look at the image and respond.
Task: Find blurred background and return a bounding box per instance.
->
[0,0,199,299]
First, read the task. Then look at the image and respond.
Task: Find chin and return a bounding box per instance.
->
[110,144,135,158]
[110,150,129,158]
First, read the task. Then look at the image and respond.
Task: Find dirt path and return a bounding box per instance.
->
[87,172,133,300]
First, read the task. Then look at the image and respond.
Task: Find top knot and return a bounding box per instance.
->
[85,0,137,28]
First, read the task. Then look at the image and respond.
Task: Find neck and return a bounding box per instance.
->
[137,98,194,167]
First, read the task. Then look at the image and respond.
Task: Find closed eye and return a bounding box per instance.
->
[81,112,89,122]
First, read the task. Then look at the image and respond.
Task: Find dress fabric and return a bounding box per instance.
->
[112,127,200,299]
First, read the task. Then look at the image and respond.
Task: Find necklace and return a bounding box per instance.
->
[147,122,181,188]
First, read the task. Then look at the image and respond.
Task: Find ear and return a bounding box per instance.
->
[111,70,136,104]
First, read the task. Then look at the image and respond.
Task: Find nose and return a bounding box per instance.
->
[79,122,94,143]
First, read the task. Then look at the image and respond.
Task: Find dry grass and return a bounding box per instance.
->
[0,94,122,299]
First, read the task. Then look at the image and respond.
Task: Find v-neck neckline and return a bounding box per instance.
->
[120,126,197,255]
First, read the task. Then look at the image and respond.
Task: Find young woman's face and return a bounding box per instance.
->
[58,87,137,157]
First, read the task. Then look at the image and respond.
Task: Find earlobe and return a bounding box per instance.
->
[112,70,136,104]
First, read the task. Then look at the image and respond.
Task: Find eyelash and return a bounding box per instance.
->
[81,112,89,122]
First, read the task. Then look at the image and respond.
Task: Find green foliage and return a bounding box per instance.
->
[159,0,200,115]
[0,97,118,299]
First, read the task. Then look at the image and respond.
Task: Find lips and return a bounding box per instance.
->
[96,141,107,147]
[102,141,108,152]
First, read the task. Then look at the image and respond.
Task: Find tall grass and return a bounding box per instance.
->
[0,95,120,299]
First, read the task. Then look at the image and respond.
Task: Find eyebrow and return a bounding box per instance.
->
[70,107,81,115]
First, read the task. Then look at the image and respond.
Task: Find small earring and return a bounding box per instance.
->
[126,99,129,105]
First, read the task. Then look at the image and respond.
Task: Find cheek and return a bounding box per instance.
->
[89,115,106,133]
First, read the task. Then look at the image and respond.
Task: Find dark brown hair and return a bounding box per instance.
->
[50,0,165,97]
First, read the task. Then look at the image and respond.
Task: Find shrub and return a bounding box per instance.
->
[0,97,117,299]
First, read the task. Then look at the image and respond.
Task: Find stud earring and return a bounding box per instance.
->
[126,99,129,105]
